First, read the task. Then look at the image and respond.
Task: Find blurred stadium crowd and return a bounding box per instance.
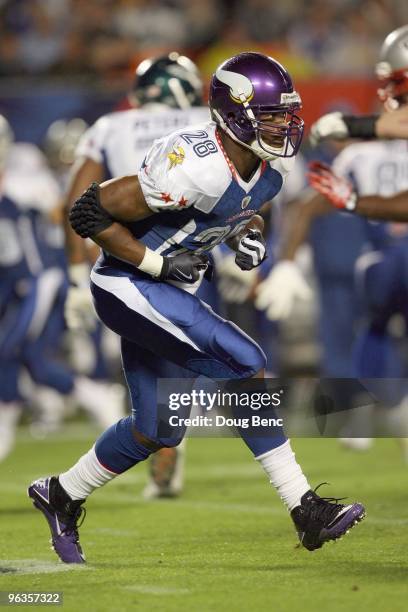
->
[1,0,408,476]
[0,0,408,80]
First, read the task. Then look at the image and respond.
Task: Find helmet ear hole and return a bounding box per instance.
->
[227,111,247,127]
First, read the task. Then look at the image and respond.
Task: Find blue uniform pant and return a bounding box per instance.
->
[0,270,75,402]
[353,245,408,405]
[90,266,285,471]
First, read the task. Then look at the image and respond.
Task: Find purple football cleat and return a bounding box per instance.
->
[291,485,365,551]
[28,476,86,564]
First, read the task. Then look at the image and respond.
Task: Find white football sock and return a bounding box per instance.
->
[255,440,310,511]
[72,377,125,429]
[0,402,22,462]
[59,446,117,500]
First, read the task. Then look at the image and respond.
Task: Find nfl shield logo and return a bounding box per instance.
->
[241,196,251,209]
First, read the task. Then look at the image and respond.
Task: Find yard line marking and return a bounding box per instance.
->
[367,517,408,525]
[101,494,284,515]
[16,423,99,442]
[0,559,92,575]
[91,494,408,524]
[87,528,138,537]
[124,585,191,595]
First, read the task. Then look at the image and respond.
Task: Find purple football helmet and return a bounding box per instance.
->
[209,52,304,160]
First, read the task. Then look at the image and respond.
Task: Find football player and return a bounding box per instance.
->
[293,26,408,452]
[0,115,125,456]
[62,52,209,498]
[309,106,408,147]
[309,25,408,223]
[29,52,365,564]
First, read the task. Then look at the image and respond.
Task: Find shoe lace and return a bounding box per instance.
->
[61,506,86,540]
[310,483,348,523]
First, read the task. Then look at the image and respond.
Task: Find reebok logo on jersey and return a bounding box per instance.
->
[167,145,185,169]
[226,209,256,223]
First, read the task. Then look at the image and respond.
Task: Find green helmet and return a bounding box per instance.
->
[131,52,203,109]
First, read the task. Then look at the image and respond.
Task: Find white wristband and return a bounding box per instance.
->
[138,247,164,278]
[346,192,358,211]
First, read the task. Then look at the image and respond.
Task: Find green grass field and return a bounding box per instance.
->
[1,426,407,611]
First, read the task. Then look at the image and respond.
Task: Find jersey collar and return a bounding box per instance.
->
[215,129,266,193]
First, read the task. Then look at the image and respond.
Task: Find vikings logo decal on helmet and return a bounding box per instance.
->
[215,68,255,104]
[209,52,304,161]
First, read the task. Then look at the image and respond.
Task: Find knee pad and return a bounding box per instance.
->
[157,435,185,448]
[211,319,266,378]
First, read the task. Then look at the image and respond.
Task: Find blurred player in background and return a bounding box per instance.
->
[29,52,365,564]
[0,115,125,461]
[254,145,368,446]
[41,118,125,430]
[305,25,408,453]
[216,151,308,376]
[62,52,209,499]
[309,25,408,224]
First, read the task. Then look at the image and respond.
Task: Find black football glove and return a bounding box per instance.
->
[235,229,267,271]
[160,252,209,283]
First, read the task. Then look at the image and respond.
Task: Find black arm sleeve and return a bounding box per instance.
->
[343,115,379,139]
[69,182,114,238]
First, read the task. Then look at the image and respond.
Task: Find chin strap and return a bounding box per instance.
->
[217,104,291,162]
[250,139,279,161]
[213,109,278,162]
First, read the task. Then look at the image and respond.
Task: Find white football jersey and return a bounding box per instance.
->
[333,139,408,197]
[139,120,294,215]
[2,143,60,213]
[76,106,211,177]
[106,120,293,257]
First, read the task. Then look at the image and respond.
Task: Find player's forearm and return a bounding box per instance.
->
[91,223,148,267]
[280,192,332,260]
[356,192,408,221]
[337,112,408,140]
[91,223,209,282]
[311,108,408,145]
[343,112,408,140]
[69,176,163,275]
[226,214,264,250]
[245,214,264,233]
[375,106,408,139]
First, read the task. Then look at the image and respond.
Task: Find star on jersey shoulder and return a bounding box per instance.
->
[159,193,189,209]
[178,196,188,208]
[160,192,173,203]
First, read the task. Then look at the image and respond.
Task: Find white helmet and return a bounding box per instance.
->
[43,118,88,168]
[376,25,408,107]
[0,114,13,172]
